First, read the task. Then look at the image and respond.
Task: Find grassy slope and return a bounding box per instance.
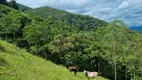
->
[0,40,108,80]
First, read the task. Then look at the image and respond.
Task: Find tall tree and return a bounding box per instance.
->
[102,20,130,80]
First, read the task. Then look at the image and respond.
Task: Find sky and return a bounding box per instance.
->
[16,0,142,27]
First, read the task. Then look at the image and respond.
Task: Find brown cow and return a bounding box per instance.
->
[67,65,77,76]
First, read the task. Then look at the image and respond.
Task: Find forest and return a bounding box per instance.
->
[0,0,142,80]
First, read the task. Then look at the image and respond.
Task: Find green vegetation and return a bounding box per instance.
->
[8,0,19,10]
[0,0,19,10]
[0,3,142,80]
[17,3,32,11]
[0,40,108,80]
[27,6,108,31]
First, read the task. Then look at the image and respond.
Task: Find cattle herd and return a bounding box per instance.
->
[66,65,98,80]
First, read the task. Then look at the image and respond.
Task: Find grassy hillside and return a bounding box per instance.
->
[0,40,108,80]
[27,6,108,31]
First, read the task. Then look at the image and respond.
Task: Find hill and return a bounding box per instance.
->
[27,6,108,31]
[17,3,32,11]
[0,40,108,80]
[0,4,142,80]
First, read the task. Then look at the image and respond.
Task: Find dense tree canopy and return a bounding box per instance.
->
[27,7,108,31]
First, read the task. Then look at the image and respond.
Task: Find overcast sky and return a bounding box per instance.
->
[17,0,142,27]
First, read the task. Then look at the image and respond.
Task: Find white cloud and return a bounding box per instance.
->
[17,0,142,27]
[117,1,130,9]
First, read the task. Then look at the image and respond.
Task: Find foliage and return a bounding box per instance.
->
[0,4,32,42]
[27,6,108,31]
[23,16,72,54]
[8,0,19,10]
[0,40,108,80]
[0,4,142,80]
[17,3,32,11]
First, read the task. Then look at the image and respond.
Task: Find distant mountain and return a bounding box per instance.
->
[17,3,32,11]
[26,6,108,31]
[129,26,142,32]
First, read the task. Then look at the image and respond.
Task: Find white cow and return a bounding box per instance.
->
[84,70,98,80]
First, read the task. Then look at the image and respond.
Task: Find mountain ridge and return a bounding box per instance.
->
[26,6,108,31]
[17,3,32,11]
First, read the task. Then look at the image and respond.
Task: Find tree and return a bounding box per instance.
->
[24,22,50,55]
[48,34,75,64]
[126,34,142,79]
[0,12,31,43]
[9,0,19,10]
[84,35,104,72]
[101,20,130,80]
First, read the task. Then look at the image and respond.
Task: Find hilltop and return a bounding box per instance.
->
[17,3,32,11]
[27,6,108,31]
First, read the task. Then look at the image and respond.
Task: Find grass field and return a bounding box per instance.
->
[0,40,108,80]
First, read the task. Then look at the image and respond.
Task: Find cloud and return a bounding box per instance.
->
[17,0,142,27]
[117,1,130,9]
